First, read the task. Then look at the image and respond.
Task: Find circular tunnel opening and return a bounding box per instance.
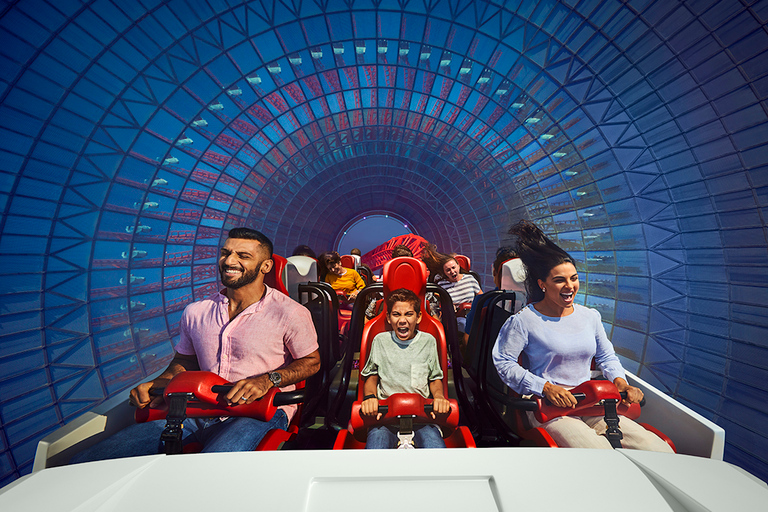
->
[336,213,415,255]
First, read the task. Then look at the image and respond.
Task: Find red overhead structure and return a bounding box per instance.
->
[361,234,429,272]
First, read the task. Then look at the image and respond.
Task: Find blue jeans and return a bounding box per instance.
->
[71,410,288,463]
[366,424,446,449]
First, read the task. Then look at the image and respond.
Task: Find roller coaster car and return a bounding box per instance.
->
[504,378,676,452]
[333,257,475,449]
[134,371,306,453]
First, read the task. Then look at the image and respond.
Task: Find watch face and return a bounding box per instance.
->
[269,372,281,386]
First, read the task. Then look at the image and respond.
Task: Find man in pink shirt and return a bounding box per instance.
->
[72,228,320,462]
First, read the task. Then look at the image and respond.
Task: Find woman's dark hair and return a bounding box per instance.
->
[227,227,273,257]
[420,244,456,282]
[509,220,575,303]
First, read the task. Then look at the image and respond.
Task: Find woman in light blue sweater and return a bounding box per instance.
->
[493,220,672,451]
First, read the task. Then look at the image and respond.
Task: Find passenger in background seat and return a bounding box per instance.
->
[463,247,518,347]
[367,245,416,318]
[349,247,373,283]
[292,244,317,259]
[420,244,448,283]
[361,288,449,448]
[437,257,482,334]
[391,244,414,258]
[322,251,365,304]
[421,245,482,332]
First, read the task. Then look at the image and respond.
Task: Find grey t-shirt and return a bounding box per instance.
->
[361,330,443,399]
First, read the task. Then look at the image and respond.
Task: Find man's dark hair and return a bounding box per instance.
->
[227,227,273,257]
[350,248,362,256]
[386,288,421,315]
[391,244,413,258]
[292,244,316,259]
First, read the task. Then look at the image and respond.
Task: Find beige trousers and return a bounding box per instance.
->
[528,412,674,452]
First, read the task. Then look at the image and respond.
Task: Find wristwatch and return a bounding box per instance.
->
[267,371,282,388]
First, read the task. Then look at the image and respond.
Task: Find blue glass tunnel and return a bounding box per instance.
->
[0,0,767,484]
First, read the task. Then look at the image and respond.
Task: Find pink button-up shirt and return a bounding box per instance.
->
[175,285,318,421]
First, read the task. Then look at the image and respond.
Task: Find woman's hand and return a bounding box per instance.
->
[614,378,643,405]
[542,381,577,408]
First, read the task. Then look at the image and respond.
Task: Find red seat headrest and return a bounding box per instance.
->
[340,254,356,269]
[264,254,289,295]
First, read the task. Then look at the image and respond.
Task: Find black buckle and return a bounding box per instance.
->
[160,392,195,455]
[602,398,623,449]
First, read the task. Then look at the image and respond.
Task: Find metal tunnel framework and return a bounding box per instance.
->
[0,0,767,484]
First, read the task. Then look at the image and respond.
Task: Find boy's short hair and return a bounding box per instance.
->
[386,288,421,314]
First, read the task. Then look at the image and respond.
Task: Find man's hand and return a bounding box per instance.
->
[361,395,381,420]
[129,352,198,408]
[226,375,272,406]
[430,397,450,419]
[129,379,168,409]
[542,381,577,408]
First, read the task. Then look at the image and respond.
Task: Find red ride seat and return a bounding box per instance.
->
[454,255,470,271]
[264,254,289,296]
[333,257,475,449]
[340,254,356,269]
[509,379,676,452]
[135,371,305,452]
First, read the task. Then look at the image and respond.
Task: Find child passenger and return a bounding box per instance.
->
[360,288,450,449]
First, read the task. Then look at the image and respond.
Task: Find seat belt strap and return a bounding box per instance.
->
[396,416,416,449]
[602,399,623,449]
[160,392,194,455]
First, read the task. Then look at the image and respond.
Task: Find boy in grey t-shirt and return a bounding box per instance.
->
[361,288,449,448]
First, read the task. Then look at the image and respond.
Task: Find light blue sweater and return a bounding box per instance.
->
[492,303,626,396]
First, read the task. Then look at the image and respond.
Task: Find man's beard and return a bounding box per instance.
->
[220,265,260,289]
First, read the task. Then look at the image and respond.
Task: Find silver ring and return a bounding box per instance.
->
[240,396,248,401]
